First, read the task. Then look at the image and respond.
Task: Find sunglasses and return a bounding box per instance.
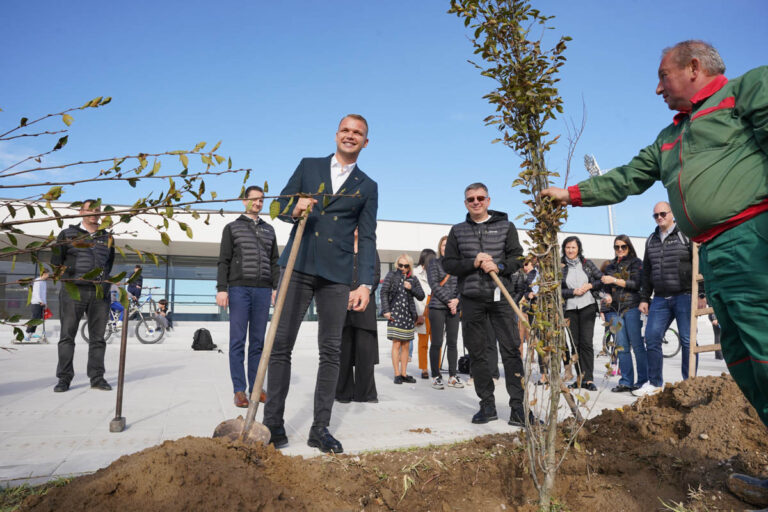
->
[614,244,628,251]
[652,211,670,219]
[465,195,487,204]
[397,263,410,269]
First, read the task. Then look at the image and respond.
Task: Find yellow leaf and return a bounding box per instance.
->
[214,155,225,165]
[193,141,206,152]
[180,154,189,168]
[211,140,222,152]
[62,114,73,126]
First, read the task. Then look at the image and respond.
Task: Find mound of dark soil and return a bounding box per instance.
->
[18,375,767,511]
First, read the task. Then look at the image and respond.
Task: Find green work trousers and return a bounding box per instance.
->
[699,211,768,428]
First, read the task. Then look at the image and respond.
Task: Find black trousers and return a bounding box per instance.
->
[264,271,350,429]
[336,326,378,402]
[564,303,598,382]
[428,308,460,378]
[468,318,501,379]
[27,303,44,334]
[461,296,524,410]
[57,285,109,383]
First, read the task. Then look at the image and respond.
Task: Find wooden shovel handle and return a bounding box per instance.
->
[489,270,529,329]
[242,213,308,434]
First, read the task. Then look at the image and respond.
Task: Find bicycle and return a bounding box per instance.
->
[81,287,166,344]
[661,327,681,358]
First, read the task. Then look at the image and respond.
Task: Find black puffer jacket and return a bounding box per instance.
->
[379,270,425,321]
[603,256,643,312]
[426,257,458,310]
[51,224,115,286]
[217,215,279,292]
[639,226,692,302]
[442,210,523,301]
[561,257,603,303]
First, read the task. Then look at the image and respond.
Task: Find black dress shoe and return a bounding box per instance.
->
[268,425,288,449]
[307,426,343,453]
[402,375,416,384]
[582,381,598,391]
[393,376,404,384]
[509,410,543,427]
[471,406,498,424]
[91,379,112,391]
[53,380,70,393]
[335,397,351,404]
[611,384,633,393]
[568,381,580,389]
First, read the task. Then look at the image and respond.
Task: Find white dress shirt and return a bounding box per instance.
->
[330,155,356,194]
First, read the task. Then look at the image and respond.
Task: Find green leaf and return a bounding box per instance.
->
[109,271,127,283]
[14,327,25,341]
[27,284,32,306]
[53,135,68,151]
[8,233,17,246]
[263,181,269,193]
[227,157,232,169]
[281,196,295,215]
[64,282,81,301]
[269,201,281,220]
[317,182,325,194]
[20,117,28,127]
[94,283,104,300]
[119,287,129,309]
[323,195,330,208]
[160,232,171,246]
[81,267,103,280]
[185,225,193,238]
[7,204,16,218]
[149,160,161,176]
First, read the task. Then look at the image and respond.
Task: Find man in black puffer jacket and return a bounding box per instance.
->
[216,185,280,408]
[443,182,529,426]
[51,200,115,393]
[636,201,700,396]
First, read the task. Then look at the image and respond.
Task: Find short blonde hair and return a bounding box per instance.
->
[396,253,414,269]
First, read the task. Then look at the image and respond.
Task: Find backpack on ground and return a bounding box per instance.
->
[192,328,217,351]
[458,354,471,375]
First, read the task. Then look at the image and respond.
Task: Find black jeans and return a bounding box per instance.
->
[57,285,110,383]
[264,271,350,429]
[461,296,524,410]
[564,302,598,382]
[27,304,44,334]
[428,308,460,378]
[336,326,378,402]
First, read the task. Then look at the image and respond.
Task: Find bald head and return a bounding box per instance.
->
[653,202,674,231]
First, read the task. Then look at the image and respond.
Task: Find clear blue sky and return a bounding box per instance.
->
[2,0,766,237]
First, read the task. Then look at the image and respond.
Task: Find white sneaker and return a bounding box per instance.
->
[432,376,445,390]
[447,375,464,388]
[466,377,474,387]
[631,382,661,397]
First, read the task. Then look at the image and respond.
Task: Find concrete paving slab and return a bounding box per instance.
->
[0,318,726,487]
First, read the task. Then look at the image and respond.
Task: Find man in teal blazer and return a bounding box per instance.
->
[264,114,378,453]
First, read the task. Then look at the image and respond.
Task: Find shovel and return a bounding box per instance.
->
[213,212,308,444]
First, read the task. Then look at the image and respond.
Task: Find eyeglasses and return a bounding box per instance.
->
[397,263,410,269]
[465,195,487,204]
[614,244,628,251]
[652,211,670,220]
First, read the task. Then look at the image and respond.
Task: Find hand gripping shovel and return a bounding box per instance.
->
[213,212,308,444]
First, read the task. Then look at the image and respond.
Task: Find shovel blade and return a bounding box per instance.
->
[212,416,271,445]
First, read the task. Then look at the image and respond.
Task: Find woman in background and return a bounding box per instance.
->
[413,249,436,379]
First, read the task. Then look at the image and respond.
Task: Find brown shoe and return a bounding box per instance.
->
[259,391,266,403]
[234,391,249,408]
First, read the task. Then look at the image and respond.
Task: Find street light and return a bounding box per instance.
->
[584,154,615,235]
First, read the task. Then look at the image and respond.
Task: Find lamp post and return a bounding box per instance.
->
[584,154,615,235]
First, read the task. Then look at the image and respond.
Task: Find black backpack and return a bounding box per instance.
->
[458,354,471,375]
[192,328,217,351]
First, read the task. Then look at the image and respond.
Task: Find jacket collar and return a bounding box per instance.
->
[464,209,508,225]
[672,74,728,125]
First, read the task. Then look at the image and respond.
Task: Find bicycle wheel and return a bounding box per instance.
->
[80,321,115,344]
[661,327,681,358]
[135,317,165,344]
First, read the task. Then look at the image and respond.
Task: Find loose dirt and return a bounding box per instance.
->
[16,374,768,511]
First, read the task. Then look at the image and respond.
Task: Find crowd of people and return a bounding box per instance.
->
[27,38,767,506]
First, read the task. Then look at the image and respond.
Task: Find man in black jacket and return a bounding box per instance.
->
[443,183,529,426]
[634,201,699,397]
[51,199,115,393]
[216,185,280,408]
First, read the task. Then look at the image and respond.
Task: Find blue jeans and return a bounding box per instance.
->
[228,286,272,394]
[611,307,647,387]
[644,294,692,386]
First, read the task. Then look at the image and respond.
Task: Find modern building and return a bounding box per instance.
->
[0,200,646,321]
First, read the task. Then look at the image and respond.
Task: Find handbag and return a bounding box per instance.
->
[43,307,53,319]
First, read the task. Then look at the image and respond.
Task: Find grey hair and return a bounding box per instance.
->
[662,40,725,75]
[464,182,489,195]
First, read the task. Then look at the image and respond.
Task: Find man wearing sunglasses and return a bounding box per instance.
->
[442,183,529,427]
[542,41,768,507]
[633,201,698,395]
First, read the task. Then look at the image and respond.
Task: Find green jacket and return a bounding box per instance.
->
[571,66,768,242]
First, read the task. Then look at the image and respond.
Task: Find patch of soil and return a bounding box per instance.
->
[18,375,768,511]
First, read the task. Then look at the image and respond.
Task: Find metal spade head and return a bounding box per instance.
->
[212,415,271,445]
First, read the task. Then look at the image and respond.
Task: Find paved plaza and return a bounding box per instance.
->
[0,318,726,488]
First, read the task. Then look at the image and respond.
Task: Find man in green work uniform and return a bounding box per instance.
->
[543,40,768,508]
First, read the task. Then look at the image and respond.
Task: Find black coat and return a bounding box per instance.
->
[426,257,458,310]
[345,251,381,330]
[561,257,603,303]
[603,256,643,312]
[379,270,425,322]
